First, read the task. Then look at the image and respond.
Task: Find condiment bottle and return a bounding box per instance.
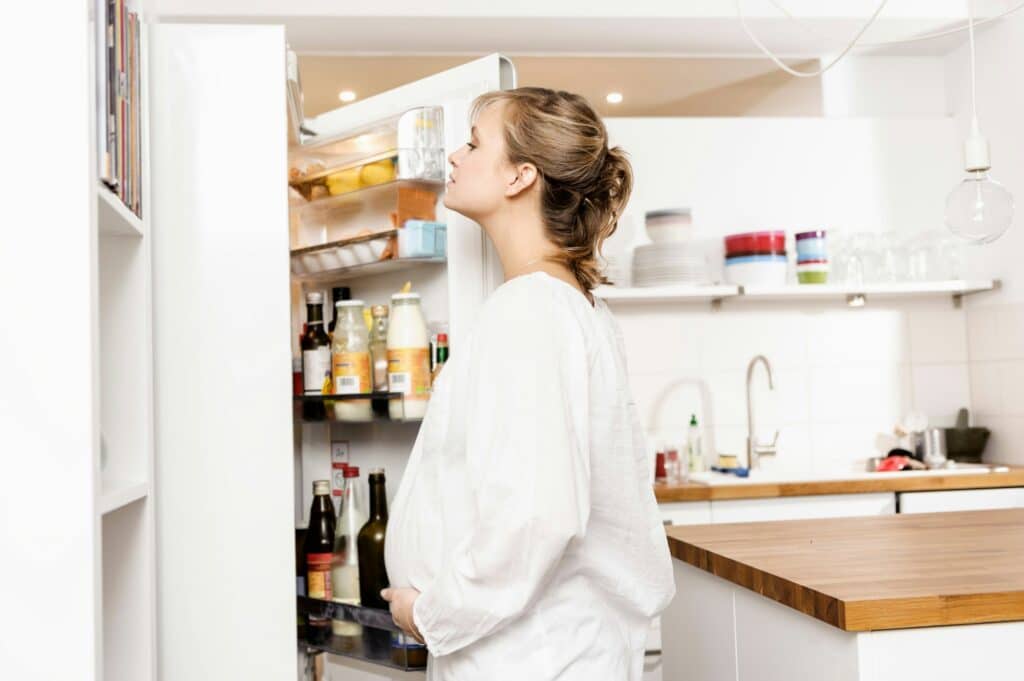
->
[386,292,430,420]
[331,299,372,422]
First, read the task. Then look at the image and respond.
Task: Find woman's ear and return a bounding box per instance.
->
[505,163,538,198]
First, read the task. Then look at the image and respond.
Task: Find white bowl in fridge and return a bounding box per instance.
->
[723,254,788,286]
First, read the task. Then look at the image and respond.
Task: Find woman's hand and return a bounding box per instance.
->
[381,587,425,645]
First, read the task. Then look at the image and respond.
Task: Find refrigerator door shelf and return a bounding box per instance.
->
[289,229,445,282]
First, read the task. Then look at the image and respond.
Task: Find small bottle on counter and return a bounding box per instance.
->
[654,450,668,484]
[688,414,705,473]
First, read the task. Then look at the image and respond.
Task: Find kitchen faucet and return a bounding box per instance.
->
[746,355,779,470]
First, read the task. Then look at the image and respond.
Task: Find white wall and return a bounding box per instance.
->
[945,13,1024,464]
[605,117,969,472]
[0,3,99,680]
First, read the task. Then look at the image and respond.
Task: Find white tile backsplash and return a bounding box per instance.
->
[908,304,969,364]
[966,302,1024,463]
[910,363,971,427]
[612,298,972,472]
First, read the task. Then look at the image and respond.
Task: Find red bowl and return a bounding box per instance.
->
[725,231,786,255]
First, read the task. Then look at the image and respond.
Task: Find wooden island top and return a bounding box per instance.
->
[654,465,1024,502]
[667,508,1024,631]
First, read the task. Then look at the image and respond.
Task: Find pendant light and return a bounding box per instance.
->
[945,0,1015,244]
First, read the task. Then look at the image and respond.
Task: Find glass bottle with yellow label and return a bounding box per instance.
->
[331,299,372,422]
[387,292,430,420]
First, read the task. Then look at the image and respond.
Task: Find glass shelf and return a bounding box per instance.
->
[294,392,424,424]
[297,596,426,671]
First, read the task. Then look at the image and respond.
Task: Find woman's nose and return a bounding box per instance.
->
[448,148,461,168]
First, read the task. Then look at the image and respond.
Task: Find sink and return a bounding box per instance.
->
[688,462,1007,486]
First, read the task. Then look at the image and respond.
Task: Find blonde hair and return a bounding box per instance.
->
[471,87,633,292]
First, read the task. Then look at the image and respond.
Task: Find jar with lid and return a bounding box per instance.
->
[331,300,372,422]
[386,292,430,420]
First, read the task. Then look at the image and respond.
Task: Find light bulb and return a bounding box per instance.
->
[945,170,1014,244]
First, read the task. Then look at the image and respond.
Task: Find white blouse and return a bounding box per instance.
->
[385,271,675,681]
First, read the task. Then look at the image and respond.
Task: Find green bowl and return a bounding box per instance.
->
[797,270,828,284]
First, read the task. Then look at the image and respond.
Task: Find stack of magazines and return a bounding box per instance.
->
[96,0,142,218]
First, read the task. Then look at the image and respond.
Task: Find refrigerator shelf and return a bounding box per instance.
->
[289,148,445,194]
[290,227,446,282]
[297,596,426,671]
[294,392,425,424]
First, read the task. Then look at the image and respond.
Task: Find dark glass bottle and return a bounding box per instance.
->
[295,526,308,639]
[301,291,331,421]
[327,286,352,338]
[304,480,337,644]
[357,470,389,609]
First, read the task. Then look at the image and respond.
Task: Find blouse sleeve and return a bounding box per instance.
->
[411,290,591,657]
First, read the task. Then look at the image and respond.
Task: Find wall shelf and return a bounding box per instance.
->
[99,478,150,515]
[597,280,999,308]
[98,184,144,237]
[595,284,739,304]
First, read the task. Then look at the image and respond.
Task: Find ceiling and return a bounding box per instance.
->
[298,55,824,119]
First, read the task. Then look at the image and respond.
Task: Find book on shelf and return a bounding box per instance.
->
[96,0,142,219]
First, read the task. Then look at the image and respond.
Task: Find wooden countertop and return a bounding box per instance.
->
[667,508,1024,631]
[654,466,1024,502]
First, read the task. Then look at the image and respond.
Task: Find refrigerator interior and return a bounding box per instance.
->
[290,55,515,525]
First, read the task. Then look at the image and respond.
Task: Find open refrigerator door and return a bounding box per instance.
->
[290,53,515,679]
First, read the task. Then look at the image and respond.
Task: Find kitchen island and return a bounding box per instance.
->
[663,509,1024,681]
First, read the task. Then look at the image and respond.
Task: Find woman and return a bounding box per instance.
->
[382,87,675,680]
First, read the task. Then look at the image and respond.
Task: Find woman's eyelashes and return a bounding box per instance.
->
[466,141,477,151]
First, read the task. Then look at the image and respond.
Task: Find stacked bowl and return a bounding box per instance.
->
[723,230,787,286]
[795,229,828,284]
[632,209,709,287]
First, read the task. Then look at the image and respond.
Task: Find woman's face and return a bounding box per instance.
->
[443,101,518,222]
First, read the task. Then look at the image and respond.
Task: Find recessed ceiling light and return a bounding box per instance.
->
[606,92,623,105]
[338,90,357,103]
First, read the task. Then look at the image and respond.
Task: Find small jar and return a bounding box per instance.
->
[331,300,372,422]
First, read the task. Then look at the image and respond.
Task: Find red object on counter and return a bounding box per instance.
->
[655,452,668,482]
[725,230,786,255]
[876,455,910,472]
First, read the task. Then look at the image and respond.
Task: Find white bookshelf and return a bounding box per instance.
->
[98,184,144,236]
[92,15,156,681]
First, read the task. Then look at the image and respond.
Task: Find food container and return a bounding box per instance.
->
[795,230,828,261]
[796,260,829,284]
[725,230,786,256]
[645,209,692,243]
[723,254,787,286]
[398,220,446,258]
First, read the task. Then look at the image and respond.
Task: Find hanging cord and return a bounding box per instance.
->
[765,0,1024,47]
[735,0,891,78]
[967,0,979,125]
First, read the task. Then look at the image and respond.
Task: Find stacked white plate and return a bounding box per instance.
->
[632,243,708,287]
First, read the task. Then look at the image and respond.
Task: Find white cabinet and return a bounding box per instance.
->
[660,501,713,526]
[710,493,896,523]
[898,488,1024,514]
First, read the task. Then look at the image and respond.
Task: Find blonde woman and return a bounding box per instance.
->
[383,87,674,680]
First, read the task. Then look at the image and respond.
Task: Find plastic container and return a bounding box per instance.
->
[725,230,786,256]
[723,254,788,286]
[645,209,692,243]
[398,220,446,258]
